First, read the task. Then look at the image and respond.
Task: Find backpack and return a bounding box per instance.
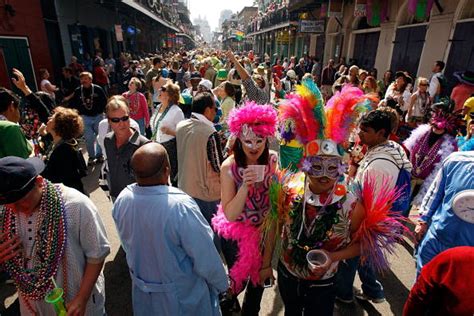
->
[437,74,448,99]
[367,157,412,217]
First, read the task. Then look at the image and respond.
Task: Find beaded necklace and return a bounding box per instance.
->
[411,131,443,178]
[80,85,94,111]
[0,180,67,301]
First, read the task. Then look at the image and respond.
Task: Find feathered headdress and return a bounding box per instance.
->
[430,110,459,135]
[228,101,278,138]
[279,81,375,157]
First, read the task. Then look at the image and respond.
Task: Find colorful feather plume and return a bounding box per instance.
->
[278,79,325,144]
[260,169,300,236]
[325,86,366,145]
[352,173,410,273]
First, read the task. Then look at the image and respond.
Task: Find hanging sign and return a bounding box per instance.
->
[354,0,367,17]
[115,24,123,42]
[299,20,325,33]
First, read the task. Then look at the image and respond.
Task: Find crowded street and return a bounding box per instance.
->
[0,0,473,315]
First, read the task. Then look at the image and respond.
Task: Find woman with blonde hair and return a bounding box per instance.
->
[150,82,184,185]
[42,107,87,194]
[407,77,431,127]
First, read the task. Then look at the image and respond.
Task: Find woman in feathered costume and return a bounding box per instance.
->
[274,81,406,315]
[211,101,278,315]
[404,108,458,208]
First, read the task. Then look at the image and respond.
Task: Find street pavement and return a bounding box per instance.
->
[0,162,417,316]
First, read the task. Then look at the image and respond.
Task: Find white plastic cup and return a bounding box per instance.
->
[306,249,329,270]
[247,165,266,182]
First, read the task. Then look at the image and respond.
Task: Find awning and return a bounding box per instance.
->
[121,0,180,32]
[176,33,196,44]
[246,21,298,37]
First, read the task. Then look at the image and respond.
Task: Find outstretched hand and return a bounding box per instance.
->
[11,68,31,95]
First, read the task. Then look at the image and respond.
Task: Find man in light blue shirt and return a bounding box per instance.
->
[113,142,228,315]
[415,151,474,275]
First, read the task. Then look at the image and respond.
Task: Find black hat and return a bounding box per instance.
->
[190,71,201,80]
[0,157,45,205]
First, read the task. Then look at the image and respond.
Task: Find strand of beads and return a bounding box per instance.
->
[1,180,67,301]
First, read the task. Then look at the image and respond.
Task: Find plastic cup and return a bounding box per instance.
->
[247,165,266,182]
[306,249,329,270]
[45,287,67,316]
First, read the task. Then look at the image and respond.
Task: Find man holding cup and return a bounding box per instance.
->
[275,81,406,314]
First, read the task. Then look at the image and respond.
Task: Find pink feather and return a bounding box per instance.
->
[227,101,278,138]
[353,172,410,272]
[211,207,263,293]
[325,86,364,144]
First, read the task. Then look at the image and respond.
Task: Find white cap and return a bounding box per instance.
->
[287,70,297,79]
[198,79,213,91]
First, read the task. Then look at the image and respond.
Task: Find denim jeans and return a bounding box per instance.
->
[278,261,336,316]
[82,114,103,158]
[193,198,221,252]
[335,256,384,300]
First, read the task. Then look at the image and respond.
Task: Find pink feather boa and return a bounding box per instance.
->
[211,206,263,293]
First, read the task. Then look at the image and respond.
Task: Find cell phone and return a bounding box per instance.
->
[263,278,274,288]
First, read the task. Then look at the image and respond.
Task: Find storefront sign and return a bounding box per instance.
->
[276,32,290,44]
[114,24,123,42]
[328,0,344,18]
[299,20,325,33]
[354,0,367,17]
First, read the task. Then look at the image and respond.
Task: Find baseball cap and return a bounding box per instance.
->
[198,79,213,91]
[0,157,45,204]
[286,70,297,79]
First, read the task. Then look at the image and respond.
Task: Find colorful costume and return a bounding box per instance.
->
[404,112,458,206]
[211,102,278,294]
[273,80,406,314]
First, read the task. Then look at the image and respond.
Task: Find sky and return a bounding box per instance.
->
[189,0,255,32]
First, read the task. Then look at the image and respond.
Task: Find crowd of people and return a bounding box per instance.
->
[0,46,473,316]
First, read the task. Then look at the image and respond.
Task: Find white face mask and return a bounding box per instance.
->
[240,124,266,150]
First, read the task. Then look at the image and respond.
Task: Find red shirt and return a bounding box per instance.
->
[403,246,474,316]
[272,65,284,79]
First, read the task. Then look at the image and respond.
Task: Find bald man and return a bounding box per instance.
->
[112,143,228,316]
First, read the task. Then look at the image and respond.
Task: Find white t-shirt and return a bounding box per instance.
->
[40,79,55,99]
[150,104,185,143]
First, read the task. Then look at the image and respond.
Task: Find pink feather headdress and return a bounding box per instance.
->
[227,101,278,138]
[430,110,458,135]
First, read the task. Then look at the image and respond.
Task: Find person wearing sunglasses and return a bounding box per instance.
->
[104,96,149,201]
[407,77,431,127]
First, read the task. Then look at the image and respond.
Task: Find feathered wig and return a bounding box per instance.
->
[228,101,278,138]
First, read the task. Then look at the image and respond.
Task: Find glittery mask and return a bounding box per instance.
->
[241,124,266,150]
[302,156,345,179]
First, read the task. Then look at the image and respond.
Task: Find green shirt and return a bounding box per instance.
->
[0,120,32,158]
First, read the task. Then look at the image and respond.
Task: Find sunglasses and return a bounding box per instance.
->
[419,83,428,86]
[109,115,130,123]
[161,87,167,92]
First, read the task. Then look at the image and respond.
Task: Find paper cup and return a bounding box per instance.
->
[247,165,266,182]
[306,249,329,270]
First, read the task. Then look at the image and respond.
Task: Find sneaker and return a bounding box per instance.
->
[335,296,354,304]
[354,289,385,304]
[87,158,95,166]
